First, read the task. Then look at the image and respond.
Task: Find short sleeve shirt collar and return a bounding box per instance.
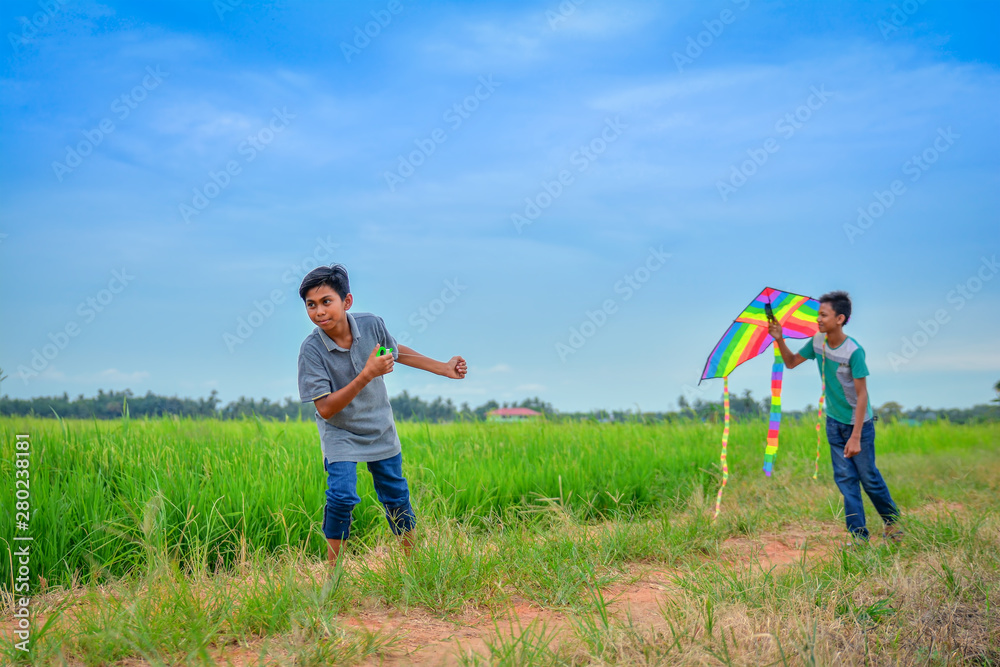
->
[316,312,362,352]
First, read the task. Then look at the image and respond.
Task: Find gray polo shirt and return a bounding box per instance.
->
[297,311,401,463]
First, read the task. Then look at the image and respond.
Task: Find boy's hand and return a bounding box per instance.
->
[767,319,783,340]
[363,344,394,380]
[443,356,467,379]
[844,435,861,458]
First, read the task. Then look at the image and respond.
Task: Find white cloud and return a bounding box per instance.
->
[589,66,776,111]
[31,367,150,385]
[91,368,151,384]
[546,1,662,38]
[414,1,657,72]
[871,349,1000,373]
[403,382,488,398]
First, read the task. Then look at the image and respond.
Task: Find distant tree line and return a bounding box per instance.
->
[0,388,558,423]
[673,383,1000,425]
[0,384,997,424]
[0,389,223,419]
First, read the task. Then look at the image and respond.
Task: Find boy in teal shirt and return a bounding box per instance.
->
[769,291,901,542]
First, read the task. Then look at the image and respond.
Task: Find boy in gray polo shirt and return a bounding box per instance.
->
[769,291,901,544]
[297,264,467,565]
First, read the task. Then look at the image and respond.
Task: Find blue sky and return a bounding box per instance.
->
[1,0,998,413]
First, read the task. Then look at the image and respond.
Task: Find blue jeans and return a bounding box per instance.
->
[827,417,899,539]
[322,452,416,540]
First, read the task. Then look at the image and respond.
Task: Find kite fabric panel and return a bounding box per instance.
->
[700,287,819,382]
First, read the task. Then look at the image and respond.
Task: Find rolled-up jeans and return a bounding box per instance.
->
[826,417,899,539]
[322,452,416,540]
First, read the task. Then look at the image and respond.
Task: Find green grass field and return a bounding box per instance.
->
[1,416,998,665]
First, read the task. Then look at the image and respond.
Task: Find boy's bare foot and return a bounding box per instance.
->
[883,523,904,544]
[839,533,869,550]
[327,538,345,566]
[401,530,415,556]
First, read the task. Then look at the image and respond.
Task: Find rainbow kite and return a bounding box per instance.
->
[701,287,819,518]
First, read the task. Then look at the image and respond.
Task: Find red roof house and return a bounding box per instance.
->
[487,407,542,421]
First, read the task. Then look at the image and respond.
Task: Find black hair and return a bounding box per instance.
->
[299,264,350,301]
[819,290,852,325]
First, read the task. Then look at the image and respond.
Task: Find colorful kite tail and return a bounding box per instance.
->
[813,339,827,480]
[713,376,731,520]
[813,394,825,479]
[762,345,783,476]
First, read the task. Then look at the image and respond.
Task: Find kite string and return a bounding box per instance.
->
[814,337,827,480]
[713,376,731,520]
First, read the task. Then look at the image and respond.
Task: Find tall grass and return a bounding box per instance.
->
[1,415,995,589]
[1,416,997,665]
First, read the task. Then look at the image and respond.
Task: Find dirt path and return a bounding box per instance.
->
[1,522,885,666]
[337,571,675,667]
[344,526,843,667]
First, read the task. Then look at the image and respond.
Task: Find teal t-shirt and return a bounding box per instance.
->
[799,333,873,425]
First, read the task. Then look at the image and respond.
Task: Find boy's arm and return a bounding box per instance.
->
[396,344,467,379]
[767,321,808,368]
[844,376,868,459]
[314,345,394,420]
